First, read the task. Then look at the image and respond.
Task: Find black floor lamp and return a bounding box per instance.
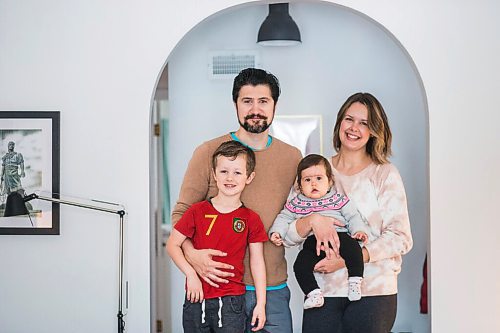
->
[4,191,127,333]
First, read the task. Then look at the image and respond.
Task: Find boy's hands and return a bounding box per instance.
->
[270,232,283,246]
[186,272,204,303]
[352,231,368,244]
[251,303,266,331]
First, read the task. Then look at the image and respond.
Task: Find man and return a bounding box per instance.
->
[172,68,302,332]
[1,141,25,196]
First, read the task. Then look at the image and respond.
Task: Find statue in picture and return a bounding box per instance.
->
[1,141,26,197]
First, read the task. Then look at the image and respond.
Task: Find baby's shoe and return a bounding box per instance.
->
[304,288,324,309]
[348,277,363,301]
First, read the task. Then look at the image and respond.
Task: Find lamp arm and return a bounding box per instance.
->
[25,192,127,332]
[25,193,125,216]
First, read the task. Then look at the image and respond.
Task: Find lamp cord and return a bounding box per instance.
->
[28,211,34,227]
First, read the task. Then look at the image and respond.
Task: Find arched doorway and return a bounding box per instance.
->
[151,2,429,332]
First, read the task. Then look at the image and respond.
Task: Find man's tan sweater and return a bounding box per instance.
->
[172,133,302,286]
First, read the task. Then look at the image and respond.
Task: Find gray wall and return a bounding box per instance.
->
[166,2,428,332]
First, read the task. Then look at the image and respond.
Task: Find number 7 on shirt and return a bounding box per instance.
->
[204,214,218,236]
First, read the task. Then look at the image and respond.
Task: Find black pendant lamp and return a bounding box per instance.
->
[257,3,301,46]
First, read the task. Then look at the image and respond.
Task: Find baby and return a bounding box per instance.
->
[269,154,369,308]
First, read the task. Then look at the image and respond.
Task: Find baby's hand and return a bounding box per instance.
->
[352,232,368,244]
[186,273,204,303]
[270,232,283,246]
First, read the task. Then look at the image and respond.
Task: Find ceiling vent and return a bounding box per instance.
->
[208,50,260,79]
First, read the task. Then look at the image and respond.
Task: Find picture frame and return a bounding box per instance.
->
[270,115,323,156]
[0,111,60,235]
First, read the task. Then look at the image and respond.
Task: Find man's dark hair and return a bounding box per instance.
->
[212,141,256,177]
[232,68,280,103]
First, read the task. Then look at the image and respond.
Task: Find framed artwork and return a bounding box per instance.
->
[0,111,60,235]
[270,115,323,156]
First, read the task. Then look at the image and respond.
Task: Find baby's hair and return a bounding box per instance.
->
[211,141,256,177]
[297,154,334,190]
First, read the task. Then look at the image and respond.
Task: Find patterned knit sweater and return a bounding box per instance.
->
[285,161,413,296]
[269,189,370,239]
[172,133,302,286]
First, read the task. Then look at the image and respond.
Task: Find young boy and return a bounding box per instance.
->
[167,140,268,332]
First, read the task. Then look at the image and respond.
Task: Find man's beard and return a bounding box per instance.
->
[239,114,273,134]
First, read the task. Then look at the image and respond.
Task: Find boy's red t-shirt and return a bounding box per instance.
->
[174,200,268,299]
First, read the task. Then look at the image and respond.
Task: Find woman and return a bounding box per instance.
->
[284,92,413,333]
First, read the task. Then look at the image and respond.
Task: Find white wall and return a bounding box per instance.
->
[0,0,166,331]
[167,3,428,332]
[0,1,498,333]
